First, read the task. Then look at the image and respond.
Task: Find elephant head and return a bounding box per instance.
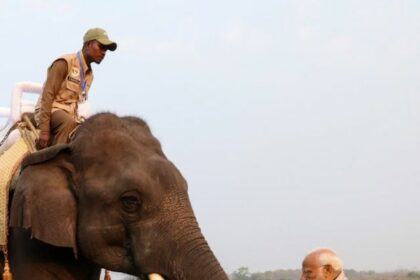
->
[9,113,228,280]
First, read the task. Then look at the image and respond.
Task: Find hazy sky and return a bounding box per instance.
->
[1,0,420,277]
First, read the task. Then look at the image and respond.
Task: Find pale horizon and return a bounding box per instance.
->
[1,0,419,277]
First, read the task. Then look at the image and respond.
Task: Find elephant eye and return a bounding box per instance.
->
[120,192,141,213]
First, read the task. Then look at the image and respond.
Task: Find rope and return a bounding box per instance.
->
[23,114,39,139]
[18,126,36,153]
[0,124,17,148]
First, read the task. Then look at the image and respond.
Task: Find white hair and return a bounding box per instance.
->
[317,249,343,272]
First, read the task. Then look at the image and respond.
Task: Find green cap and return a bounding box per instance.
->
[83,27,117,51]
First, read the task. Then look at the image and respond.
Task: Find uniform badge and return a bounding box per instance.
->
[70,67,80,77]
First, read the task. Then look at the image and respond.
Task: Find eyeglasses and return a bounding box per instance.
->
[301,266,325,279]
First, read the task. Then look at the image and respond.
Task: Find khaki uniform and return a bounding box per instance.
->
[35,52,94,145]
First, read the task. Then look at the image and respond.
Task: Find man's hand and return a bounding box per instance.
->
[36,131,50,150]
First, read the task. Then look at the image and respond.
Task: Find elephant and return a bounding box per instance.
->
[6,112,229,280]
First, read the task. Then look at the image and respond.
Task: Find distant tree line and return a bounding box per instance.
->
[119,268,420,280]
[230,266,420,280]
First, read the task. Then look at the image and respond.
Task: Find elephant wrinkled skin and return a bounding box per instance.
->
[7,113,228,280]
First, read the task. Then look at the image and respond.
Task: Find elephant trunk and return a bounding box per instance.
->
[176,236,228,279]
[168,216,229,280]
[131,216,228,280]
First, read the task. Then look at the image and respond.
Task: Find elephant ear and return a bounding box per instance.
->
[9,144,78,255]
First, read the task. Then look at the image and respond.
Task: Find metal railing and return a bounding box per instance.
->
[0,82,42,152]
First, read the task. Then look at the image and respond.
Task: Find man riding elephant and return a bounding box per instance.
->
[35,27,117,149]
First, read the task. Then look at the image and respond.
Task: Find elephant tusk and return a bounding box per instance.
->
[148,273,165,280]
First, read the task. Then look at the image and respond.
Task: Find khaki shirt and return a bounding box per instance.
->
[35,52,94,133]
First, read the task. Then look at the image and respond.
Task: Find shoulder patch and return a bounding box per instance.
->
[70,67,80,77]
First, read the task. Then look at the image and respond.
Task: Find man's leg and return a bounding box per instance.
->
[50,110,77,145]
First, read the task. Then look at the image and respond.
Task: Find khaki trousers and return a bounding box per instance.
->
[50,110,77,145]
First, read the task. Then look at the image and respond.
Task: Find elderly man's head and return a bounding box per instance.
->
[300,248,344,280]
